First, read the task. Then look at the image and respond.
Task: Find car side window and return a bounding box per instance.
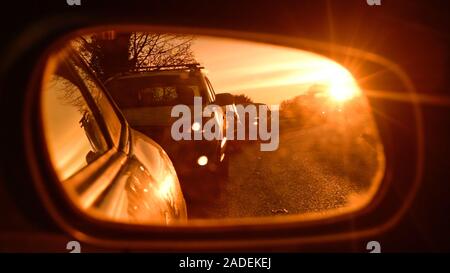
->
[71,58,123,147]
[41,60,109,181]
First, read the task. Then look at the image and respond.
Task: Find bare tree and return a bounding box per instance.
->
[129,33,196,69]
[73,32,196,82]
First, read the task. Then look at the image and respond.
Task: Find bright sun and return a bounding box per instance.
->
[328,81,357,102]
[326,66,359,102]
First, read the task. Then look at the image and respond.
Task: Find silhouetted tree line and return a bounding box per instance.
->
[279,84,329,120]
[233,94,254,104]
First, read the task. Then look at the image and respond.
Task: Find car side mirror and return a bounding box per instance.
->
[14,24,421,252]
[215,93,235,106]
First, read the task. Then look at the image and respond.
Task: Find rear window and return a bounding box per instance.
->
[106,74,203,108]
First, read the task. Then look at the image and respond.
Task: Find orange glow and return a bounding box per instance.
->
[192,36,361,105]
[325,66,359,102]
[39,32,386,226]
[329,84,355,102]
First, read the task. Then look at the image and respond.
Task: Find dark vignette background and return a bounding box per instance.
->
[0,0,448,252]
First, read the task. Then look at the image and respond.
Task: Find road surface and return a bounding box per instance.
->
[185,119,383,219]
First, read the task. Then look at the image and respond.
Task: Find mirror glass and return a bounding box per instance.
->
[39,29,385,225]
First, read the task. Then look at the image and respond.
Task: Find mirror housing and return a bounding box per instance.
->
[10,23,422,251]
[215,93,235,106]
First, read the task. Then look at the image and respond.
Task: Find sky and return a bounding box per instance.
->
[191,36,358,106]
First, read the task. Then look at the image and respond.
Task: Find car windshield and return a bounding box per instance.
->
[106,74,203,107]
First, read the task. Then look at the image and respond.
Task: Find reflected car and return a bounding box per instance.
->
[235,102,272,142]
[104,64,230,178]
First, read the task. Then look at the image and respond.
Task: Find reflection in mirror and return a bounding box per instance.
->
[39,29,385,225]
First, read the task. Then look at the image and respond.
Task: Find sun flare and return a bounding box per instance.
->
[328,81,358,102]
[325,66,359,102]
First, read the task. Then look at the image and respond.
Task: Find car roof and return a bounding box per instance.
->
[104,64,206,84]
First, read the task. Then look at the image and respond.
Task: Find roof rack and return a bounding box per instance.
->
[104,63,205,84]
[132,63,204,72]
